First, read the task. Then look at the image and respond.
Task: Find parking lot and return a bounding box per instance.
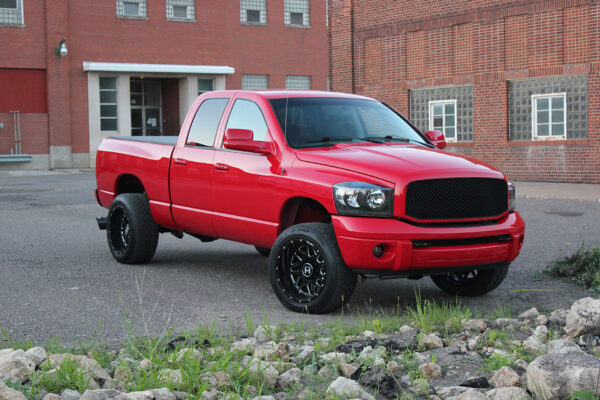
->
[0,169,599,345]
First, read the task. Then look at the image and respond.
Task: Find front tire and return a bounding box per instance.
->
[430,263,510,296]
[106,193,159,264]
[268,223,357,314]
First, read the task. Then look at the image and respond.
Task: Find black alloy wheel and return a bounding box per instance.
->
[269,223,357,313]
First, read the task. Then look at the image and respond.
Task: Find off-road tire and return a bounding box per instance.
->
[268,222,357,313]
[106,193,159,264]
[255,246,271,257]
[430,263,510,296]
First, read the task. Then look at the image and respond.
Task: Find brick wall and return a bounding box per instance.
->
[330,0,600,182]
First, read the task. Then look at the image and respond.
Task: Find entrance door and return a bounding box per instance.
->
[130,78,162,136]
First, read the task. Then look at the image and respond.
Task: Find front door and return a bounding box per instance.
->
[130,78,162,136]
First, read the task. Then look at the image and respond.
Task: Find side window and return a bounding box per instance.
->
[225,99,269,142]
[186,98,229,147]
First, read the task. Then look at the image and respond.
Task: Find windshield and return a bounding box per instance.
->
[269,97,430,149]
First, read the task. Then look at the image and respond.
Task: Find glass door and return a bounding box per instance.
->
[130,78,162,136]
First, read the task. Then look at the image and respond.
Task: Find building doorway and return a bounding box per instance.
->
[130,78,162,136]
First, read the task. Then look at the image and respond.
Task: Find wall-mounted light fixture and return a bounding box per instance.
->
[55,38,68,56]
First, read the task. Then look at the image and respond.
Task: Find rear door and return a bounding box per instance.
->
[170,96,230,236]
[211,96,280,248]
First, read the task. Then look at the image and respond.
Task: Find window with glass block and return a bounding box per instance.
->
[286,75,311,90]
[99,77,118,132]
[240,0,266,24]
[0,0,23,25]
[167,0,195,20]
[242,75,269,90]
[284,0,309,26]
[116,0,147,18]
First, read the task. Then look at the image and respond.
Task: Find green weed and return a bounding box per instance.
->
[543,243,600,293]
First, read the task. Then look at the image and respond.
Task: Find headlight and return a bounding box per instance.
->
[508,181,516,212]
[333,182,394,217]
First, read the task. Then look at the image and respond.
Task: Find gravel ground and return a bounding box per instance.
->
[0,170,598,345]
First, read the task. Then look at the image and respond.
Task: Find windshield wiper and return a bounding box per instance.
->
[364,135,434,148]
[296,136,367,147]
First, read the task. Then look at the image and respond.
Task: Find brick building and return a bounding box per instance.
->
[330,0,600,182]
[0,0,328,169]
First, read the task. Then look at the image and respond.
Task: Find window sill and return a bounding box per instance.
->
[242,22,267,26]
[0,22,24,27]
[508,139,589,146]
[285,24,311,29]
[166,17,196,22]
[117,15,148,20]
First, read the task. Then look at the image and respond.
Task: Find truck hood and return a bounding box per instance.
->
[295,144,505,186]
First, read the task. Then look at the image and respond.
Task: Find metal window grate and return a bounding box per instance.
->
[0,0,23,25]
[242,74,269,90]
[286,75,311,90]
[116,0,147,17]
[166,0,195,20]
[284,0,309,26]
[240,0,266,24]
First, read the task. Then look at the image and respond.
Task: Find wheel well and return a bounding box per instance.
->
[116,174,145,195]
[279,197,331,233]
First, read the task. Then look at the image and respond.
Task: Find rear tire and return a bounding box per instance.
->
[268,223,357,314]
[106,193,159,264]
[255,246,271,257]
[430,263,510,296]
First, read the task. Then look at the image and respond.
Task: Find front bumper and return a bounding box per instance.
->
[332,211,525,273]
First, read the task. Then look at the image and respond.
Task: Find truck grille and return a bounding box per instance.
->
[405,178,508,221]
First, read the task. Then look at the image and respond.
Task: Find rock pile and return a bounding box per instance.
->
[1,297,600,400]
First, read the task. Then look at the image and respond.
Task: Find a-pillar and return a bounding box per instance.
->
[45,0,72,168]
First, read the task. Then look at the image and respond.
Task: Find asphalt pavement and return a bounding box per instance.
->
[0,170,599,345]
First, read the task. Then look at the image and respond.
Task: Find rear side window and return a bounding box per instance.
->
[186,98,229,147]
[225,99,269,142]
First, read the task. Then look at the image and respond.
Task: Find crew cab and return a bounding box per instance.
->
[95,90,525,313]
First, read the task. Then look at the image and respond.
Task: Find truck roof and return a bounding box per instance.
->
[209,90,375,101]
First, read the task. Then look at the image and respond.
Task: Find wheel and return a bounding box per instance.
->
[430,263,510,296]
[106,193,159,264]
[268,222,357,313]
[255,246,271,257]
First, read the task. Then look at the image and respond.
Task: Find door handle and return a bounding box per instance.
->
[214,163,229,171]
[173,158,187,166]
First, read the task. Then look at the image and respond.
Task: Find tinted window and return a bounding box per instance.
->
[225,99,269,141]
[187,98,229,147]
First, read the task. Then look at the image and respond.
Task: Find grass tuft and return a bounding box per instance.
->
[543,244,600,293]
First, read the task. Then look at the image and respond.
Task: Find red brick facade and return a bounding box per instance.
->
[330,0,600,182]
[0,0,328,168]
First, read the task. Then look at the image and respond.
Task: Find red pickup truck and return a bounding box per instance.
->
[95,90,525,313]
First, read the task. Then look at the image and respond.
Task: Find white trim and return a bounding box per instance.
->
[83,62,235,75]
[531,93,567,141]
[428,99,457,142]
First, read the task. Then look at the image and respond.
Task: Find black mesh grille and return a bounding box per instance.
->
[405,178,508,220]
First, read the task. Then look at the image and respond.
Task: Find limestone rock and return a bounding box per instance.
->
[157,369,183,388]
[48,354,110,383]
[266,343,290,362]
[0,382,27,400]
[200,388,218,400]
[486,387,529,400]
[548,309,569,326]
[339,362,358,378]
[318,365,338,380]
[139,359,152,370]
[519,308,539,320]
[527,352,600,400]
[419,334,444,350]
[171,348,202,364]
[114,391,154,400]
[79,389,121,400]
[198,371,232,388]
[326,377,374,400]
[565,297,600,338]
[61,389,82,400]
[522,336,546,355]
[278,368,300,389]
[24,347,47,367]
[489,366,520,388]
[246,359,278,388]
[457,389,486,400]
[547,339,583,354]
[419,363,442,380]
[150,388,176,400]
[461,319,487,333]
[253,325,277,342]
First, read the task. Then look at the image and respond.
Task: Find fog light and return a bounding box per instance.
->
[372,244,384,258]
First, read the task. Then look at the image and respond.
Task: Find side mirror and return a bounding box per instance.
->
[424,130,447,149]
[224,128,272,155]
